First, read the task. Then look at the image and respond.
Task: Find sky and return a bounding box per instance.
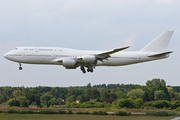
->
[0,0,180,87]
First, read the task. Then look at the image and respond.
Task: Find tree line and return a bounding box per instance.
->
[0,78,180,109]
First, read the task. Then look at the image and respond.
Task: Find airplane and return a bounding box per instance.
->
[4,31,174,74]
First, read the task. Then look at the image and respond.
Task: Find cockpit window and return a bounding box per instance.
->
[14,48,18,50]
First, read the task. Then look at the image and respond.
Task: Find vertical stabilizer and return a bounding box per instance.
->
[140,31,174,52]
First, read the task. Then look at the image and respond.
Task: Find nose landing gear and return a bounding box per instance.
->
[19,63,22,70]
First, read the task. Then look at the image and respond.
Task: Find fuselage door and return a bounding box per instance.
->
[36,48,39,52]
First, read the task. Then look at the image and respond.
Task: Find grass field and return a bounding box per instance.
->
[0,113,175,120]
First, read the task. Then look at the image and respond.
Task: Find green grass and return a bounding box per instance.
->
[0,113,175,120]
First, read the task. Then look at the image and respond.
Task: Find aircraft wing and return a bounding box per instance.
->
[95,46,130,59]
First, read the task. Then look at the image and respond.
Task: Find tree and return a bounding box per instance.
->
[7,98,20,107]
[91,89,100,99]
[40,92,53,107]
[66,95,76,103]
[127,89,145,99]
[100,91,109,101]
[146,79,171,101]
[12,90,23,98]
[0,95,4,104]
[20,99,29,107]
[154,90,165,101]
[79,95,86,103]
[173,92,180,100]
[134,98,143,108]
[115,91,127,99]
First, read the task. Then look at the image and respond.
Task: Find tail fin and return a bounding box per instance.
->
[140,31,174,52]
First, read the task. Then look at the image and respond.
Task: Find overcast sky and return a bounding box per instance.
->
[1,0,180,87]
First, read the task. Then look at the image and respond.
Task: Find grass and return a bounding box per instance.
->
[0,113,175,120]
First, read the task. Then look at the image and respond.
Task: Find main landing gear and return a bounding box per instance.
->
[80,66,93,74]
[80,66,86,74]
[19,63,22,70]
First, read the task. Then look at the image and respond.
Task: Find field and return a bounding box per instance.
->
[0,113,175,120]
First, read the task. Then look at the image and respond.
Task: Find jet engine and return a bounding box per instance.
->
[63,60,76,69]
[82,55,96,63]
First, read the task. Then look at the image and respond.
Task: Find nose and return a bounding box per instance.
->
[4,53,7,59]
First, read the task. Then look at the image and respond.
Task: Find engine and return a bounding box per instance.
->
[63,60,76,69]
[82,55,96,63]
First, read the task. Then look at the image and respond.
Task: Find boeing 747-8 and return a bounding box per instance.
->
[4,31,174,73]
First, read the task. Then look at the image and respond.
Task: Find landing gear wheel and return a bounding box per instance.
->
[19,63,22,70]
[80,66,86,74]
[87,68,93,73]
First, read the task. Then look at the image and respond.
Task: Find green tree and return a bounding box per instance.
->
[0,95,4,104]
[127,89,145,99]
[134,98,143,108]
[7,98,20,107]
[146,79,170,101]
[173,92,180,100]
[115,91,127,99]
[20,99,29,107]
[154,90,165,101]
[40,92,53,107]
[100,91,109,101]
[66,95,76,103]
[12,90,23,98]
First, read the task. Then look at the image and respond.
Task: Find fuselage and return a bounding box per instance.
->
[4,46,168,67]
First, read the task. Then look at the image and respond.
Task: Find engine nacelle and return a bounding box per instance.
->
[82,55,96,63]
[63,60,76,69]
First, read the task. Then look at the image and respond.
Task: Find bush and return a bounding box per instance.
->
[39,110,57,114]
[67,110,73,114]
[19,110,27,114]
[146,111,178,116]
[114,111,131,116]
[83,111,90,114]
[7,109,18,114]
[151,100,170,109]
[97,110,108,115]
[58,110,67,114]
[26,110,34,114]
[171,100,180,109]
[117,99,134,108]
[92,111,98,115]
[92,111,108,115]
[76,111,82,114]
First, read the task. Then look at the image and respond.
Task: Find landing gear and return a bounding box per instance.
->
[80,66,86,74]
[19,63,22,70]
[87,68,93,73]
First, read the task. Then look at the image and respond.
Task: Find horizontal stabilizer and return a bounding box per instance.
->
[148,51,173,57]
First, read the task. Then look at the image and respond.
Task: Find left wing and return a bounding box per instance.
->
[95,46,130,59]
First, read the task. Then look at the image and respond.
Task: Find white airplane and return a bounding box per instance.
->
[4,31,174,73]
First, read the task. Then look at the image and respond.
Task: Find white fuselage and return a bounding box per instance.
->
[4,46,168,67]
